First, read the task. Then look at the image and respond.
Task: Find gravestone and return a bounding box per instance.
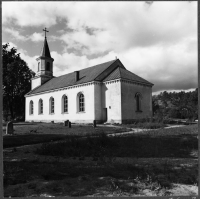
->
[6,121,13,135]
[63,120,69,126]
[68,121,71,128]
[93,120,96,128]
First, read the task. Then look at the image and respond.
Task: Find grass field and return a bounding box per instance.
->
[3,123,198,197]
[3,123,131,148]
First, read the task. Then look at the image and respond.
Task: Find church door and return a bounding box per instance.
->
[102,108,107,122]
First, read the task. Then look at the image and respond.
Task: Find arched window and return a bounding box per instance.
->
[38,62,40,71]
[46,62,50,71]
[50,97,54,114]
[39,99,43,114]
[30,100,34,115]
[135,93,142,112]
[78,93,85,112]
[62,95,68,113]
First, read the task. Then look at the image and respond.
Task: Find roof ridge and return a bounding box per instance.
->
[102,66,122,82]
[49,59,117,79]
[94,59,118,80]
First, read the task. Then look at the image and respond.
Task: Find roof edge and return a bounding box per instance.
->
[103,77,153,87]
[25,80,101,97]
[119,67,154,85]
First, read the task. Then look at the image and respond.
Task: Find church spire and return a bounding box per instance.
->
[40,27,52,58]
[33,27,54,90]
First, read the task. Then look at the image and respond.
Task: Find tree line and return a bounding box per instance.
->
[3,43,35,121]
[153,89,198,121]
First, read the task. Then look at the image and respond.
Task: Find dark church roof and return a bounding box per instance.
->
[26,59,153,96]
[39,37,52,58]
[103,67,153,85]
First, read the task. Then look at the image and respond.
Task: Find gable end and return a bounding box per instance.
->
[95,59,125,81]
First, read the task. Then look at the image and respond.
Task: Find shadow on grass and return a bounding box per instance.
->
[3,134,70,148]
[4,160,198,197]
[35,133,198,159]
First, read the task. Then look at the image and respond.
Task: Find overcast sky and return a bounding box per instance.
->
[2,1,197,95]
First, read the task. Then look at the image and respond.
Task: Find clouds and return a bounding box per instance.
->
[120,36,197,92]
[4,28,28,41]
[56,1,197,54]
[4,28,44,43]
[30,33,44,42]
[2,1,197,93]
[2,2,58,27]
[51,50,117,77]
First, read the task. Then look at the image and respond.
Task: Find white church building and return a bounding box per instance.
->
[25,34,154,124]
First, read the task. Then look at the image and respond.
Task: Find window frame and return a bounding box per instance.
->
[30,100,34,115]
[135,92,142,112]
[77,92,85,113]
[38,62,40,71]
[46,62,50,71]
[50,97,55,114]
[62,95,68,113]
[38,99,43,114]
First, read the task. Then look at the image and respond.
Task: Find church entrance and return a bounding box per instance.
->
[102,108,107,123]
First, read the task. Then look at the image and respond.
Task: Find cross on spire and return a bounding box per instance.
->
[43,27,49,38]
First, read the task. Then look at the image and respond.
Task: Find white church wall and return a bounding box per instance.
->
[25,83,95,123]
[31,77,41,90]
[102,80,122,123]
[121,81,152,122]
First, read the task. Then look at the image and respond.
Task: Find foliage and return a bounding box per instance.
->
[152,90,198,120]
[3,43,35,121]
[124,122,166,129]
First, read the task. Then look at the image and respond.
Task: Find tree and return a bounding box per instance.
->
[3,43,35,120]
[152,95,160,116]
[153,89,198,120]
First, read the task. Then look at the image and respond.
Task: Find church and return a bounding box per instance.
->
[25,31,154,124]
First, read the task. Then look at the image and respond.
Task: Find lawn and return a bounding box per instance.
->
[3,123,198,197]
[3,122,131,148]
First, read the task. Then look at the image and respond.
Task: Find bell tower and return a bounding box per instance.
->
[31,28,54,90]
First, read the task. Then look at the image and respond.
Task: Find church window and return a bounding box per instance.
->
[50,97,54,114]
[62,95,68,113]
[38,62,40,71]
[39,99,43,114]
[135,93,142,112]
[78,93,85,112]
[46,62,50,71]
[30,100,34,115]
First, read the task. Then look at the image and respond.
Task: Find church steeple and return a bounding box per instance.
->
[36,27,54,77]
[31,28,54,90]
[39,28,52,58]
[40,37,52,58]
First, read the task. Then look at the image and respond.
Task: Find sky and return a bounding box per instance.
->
[2,1,198,95]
